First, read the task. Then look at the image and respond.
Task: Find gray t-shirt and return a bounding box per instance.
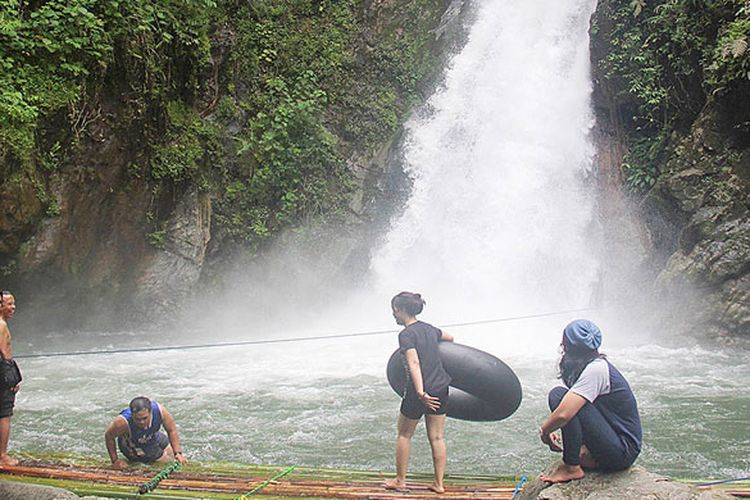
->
[569,358,610,402]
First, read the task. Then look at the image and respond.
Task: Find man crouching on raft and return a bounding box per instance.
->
[384,292,454,494]
[538,319,641,483]
[105,397,188,469]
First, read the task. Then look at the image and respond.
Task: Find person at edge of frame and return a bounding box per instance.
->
[0,290,22,467]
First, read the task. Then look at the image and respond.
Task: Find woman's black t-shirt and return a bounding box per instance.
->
[398,321,451,394]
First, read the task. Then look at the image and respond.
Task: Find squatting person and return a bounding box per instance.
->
[538,319,641,483]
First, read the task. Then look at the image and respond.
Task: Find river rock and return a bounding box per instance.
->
[518,463,735,500]
[0,480,106,499]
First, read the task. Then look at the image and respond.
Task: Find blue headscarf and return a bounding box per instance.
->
[563,319,602,351]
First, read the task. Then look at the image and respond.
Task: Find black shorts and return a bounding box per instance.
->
[400,387,449,420]
[0,387,15,418]
[118,432,169,463]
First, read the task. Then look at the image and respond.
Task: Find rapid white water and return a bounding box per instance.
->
[370,0,600,325]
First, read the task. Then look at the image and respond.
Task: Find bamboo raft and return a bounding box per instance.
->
[1,454,748,499]
[0,455,520,499]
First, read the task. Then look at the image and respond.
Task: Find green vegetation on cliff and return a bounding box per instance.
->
[592,0,750,338]
[0,0,448,258]
[592,0,750,193]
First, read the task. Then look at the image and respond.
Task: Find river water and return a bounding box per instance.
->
[10,0,750,482]
[12,323,750,479]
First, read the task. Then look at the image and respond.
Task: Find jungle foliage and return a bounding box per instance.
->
[593,0,750,194]
[0,0,445,250]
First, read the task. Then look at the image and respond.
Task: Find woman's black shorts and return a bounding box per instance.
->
[400,387,449,420]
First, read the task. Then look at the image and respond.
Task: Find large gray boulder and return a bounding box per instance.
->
[519,463,735,500]
[0,480,83,499]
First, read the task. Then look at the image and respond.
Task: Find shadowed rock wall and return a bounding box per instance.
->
[590,0,750,339]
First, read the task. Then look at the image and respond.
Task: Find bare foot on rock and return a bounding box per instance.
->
[540,462,585,483]
[384,478,408,491]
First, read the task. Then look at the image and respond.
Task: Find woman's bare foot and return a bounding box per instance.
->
[384,478,408,491]
[428,483,445,494]
[0,454,19,466]
[540,462,585,483]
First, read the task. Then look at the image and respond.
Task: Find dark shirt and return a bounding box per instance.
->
[398,321,451,394]
[569,359,642,456]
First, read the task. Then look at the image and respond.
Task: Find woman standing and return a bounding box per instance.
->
[384,292,454,493]
[539,319,641,483]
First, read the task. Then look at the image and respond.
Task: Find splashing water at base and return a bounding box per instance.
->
[369,0,599,324]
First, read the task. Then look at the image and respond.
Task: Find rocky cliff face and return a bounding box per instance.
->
[644,97,749,338]
[1,101,210,328]
[0,0,470,331]
[590,0,750,339]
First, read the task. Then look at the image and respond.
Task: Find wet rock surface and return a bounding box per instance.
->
[0,480,105,499]
[591,0,750,339]
[519,463,735,500]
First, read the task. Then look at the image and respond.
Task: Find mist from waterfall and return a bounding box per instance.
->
[369,0,601,326]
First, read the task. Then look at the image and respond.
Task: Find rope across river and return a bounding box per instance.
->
[15,306,599,359]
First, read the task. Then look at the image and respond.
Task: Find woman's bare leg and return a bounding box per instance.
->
[425,414,447,493]
[384,414,419,489]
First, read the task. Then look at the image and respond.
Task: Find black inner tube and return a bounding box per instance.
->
[386,342,522,421]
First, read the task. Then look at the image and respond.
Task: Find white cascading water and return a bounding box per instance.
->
[370,0,601,326]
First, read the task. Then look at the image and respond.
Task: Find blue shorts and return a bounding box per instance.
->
[118,432,169,463]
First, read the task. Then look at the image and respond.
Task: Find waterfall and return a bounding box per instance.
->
[370,0,601,323]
